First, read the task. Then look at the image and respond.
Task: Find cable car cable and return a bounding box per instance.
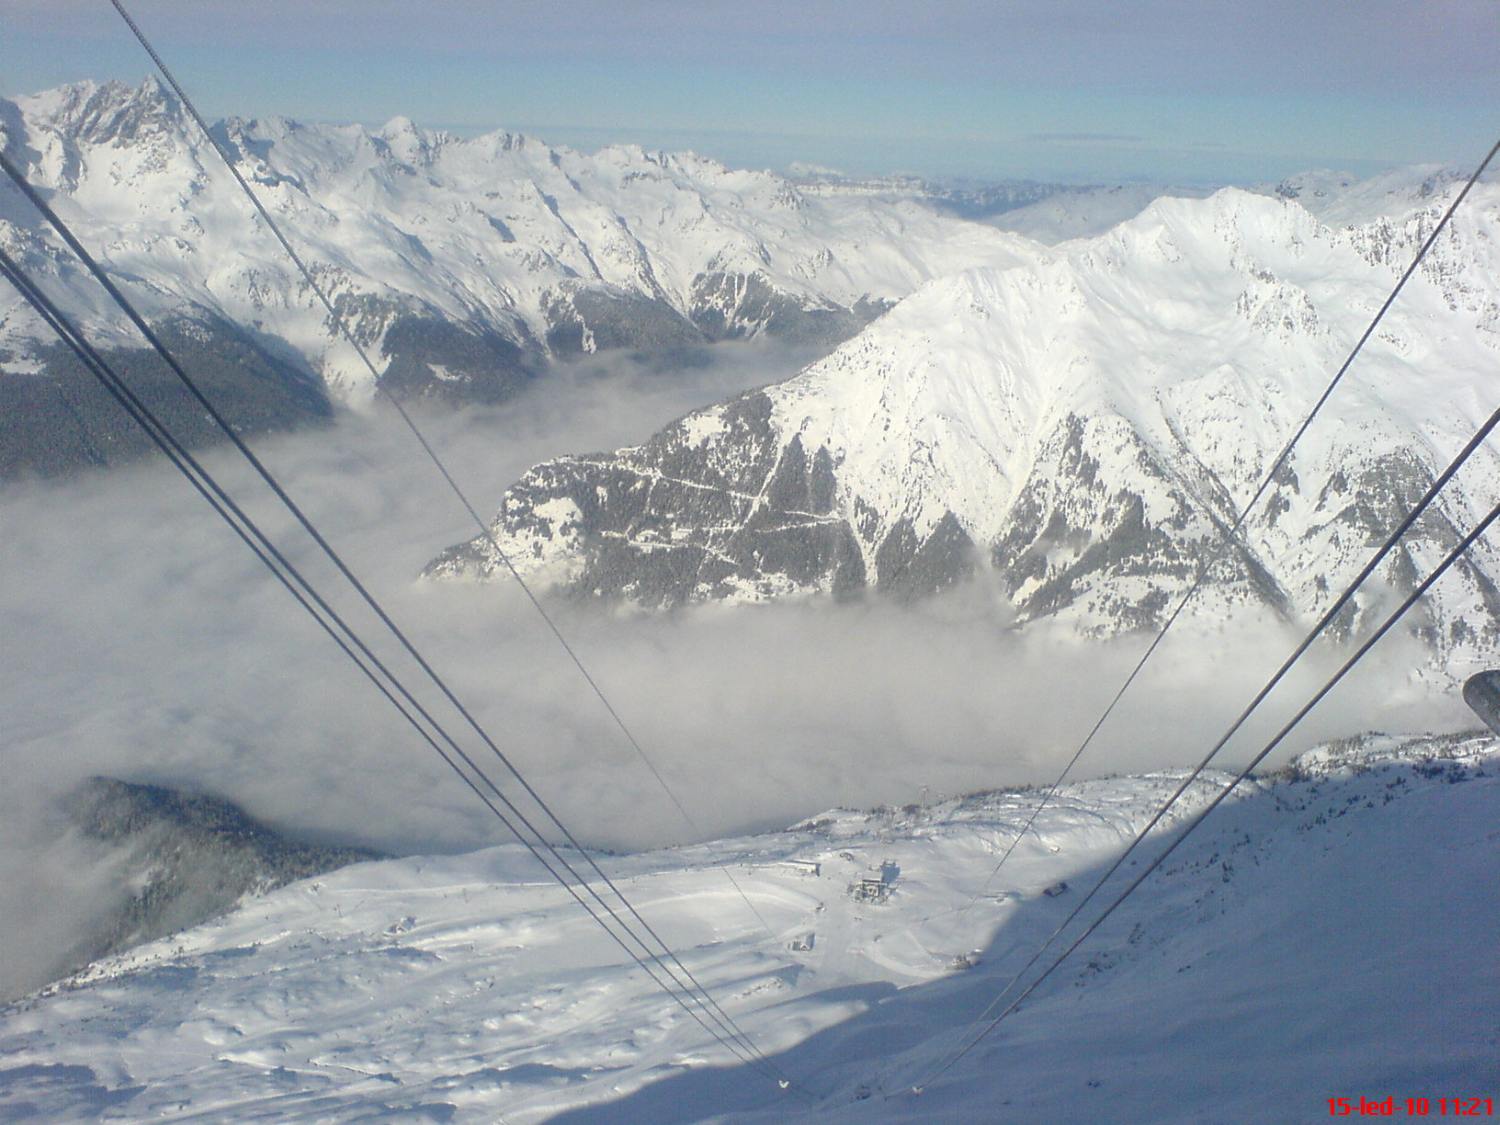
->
[0,247,785,1081]
[106,0,781,948]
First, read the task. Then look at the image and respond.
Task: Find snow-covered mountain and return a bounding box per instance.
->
[0,78,1043,416]
[428,177,1500,664]
[3,732,1494,1121]
[980,182,1215,243]
[953,166,1478,247]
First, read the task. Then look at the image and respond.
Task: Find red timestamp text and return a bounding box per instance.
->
[1329,1097,1494,1117]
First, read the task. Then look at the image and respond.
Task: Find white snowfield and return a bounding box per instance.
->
[2,733,1495,1122]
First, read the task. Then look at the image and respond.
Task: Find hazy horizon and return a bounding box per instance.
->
[5,1,1496,185]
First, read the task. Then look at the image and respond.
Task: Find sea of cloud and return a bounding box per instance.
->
[0,342,1472,998]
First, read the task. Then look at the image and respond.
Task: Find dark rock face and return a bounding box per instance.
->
[423,372,1499,658]
[41,78,181,149]
[1,253,886,482]
[689,272,891,350]
[426,390,972,607]
[313,290,546,405]
[876,512,977,603]
[378,313,539,404]
[427,400,1318,632]
[56,777,379,978]
[987,413,1293,632]
[538,274,889,362]
[542,287,703,357]
[1308,451,1500,649]
[0,314,332,480]
[317,247,888,392]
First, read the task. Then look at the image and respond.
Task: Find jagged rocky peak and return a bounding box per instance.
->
[426,180,1500,662]
[17,76,184,147]
[374,114,458,168]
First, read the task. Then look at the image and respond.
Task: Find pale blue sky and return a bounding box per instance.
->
[4,1,1496,184]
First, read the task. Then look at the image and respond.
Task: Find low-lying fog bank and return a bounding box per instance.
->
[0,342,1467,999]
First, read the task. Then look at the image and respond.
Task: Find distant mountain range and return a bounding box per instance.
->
[0,77,1056,474]
[2,78,1495,668]
[427,171,1500,665]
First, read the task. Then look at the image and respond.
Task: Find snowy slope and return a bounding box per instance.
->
[1,733,1494,1121]
[0,78,1045,406]
[981,182,1214,243]
[0,778,381,1003]
[429,178,1500,665]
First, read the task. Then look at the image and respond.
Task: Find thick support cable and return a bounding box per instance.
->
[0,248,782,1080]
[915,497,1500,1089]
[106,0,780,947]
[0,151,780,1075]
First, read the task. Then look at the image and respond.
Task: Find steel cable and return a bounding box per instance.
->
[0,167,796,1090]
[106,0,782,948]
[0,246,789,1082]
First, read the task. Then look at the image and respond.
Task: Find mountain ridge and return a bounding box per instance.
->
[427,181,1500,665]
[0,77,1045,413]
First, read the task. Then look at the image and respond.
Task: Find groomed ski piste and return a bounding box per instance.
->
[2,731,1495,1122]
